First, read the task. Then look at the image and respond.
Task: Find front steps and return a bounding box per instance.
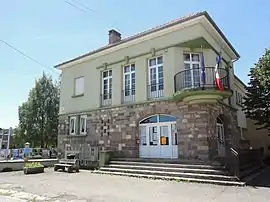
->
[93,158,245,186]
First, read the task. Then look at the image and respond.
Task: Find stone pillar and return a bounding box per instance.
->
[176,104,210,160]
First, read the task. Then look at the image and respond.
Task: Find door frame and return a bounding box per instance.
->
[216,122,226,157]
[139,121,178,159]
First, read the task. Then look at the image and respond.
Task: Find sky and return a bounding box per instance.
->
[1,0,270,129]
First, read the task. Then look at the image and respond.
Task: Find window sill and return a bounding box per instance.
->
[72,94,84,98]
[69,134,87,137]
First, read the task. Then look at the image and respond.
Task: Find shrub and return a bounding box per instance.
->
[24,162,44,168]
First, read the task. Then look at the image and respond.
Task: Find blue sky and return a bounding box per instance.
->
[1,0,269,128]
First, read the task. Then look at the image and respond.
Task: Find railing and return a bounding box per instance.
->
[100,93,112,106]
[147,83,164,99]
[222,147,262,179]
[122,89,135,103]
[238,149,262,167]
[174,67,230,92]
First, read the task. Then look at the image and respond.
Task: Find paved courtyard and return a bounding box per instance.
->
[0,168,270,202]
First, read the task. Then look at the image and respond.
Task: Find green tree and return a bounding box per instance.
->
[18,72,60,148]
[10,127,25,148]
[243,49,270,133]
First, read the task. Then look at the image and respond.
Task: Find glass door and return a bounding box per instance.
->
[148,125,160,158]
[216,123,225,156]
[160,124,172,158]
[139,125,148,158]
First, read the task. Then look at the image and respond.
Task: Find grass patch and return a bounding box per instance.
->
[24,162,44,168]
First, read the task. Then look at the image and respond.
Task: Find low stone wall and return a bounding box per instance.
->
[0,159,58,172]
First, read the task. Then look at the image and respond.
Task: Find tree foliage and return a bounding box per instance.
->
[15,73,60,148]
[243,48,270,133]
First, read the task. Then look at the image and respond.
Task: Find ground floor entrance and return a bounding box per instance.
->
[139,114,178,159]
[216,117,226,157]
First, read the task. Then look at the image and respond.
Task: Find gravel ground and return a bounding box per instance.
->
[0,196,24,202]
[0,168,270,202]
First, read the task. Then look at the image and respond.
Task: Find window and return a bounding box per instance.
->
[148,56,164,98]
[149,126,158,145]
[69,117,76,135]
[123,64,135,102]
[80,115,87,135]
[74,77,84,96]
[139,115,176,124]
[183,53,200,88]
[236,91,243,106]
[102,70,112,105]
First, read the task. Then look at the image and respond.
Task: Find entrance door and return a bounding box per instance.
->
[148,125,160,158]
[139,115,178,159]
[216,122,225,156]
[160,123,177,158]
[139,125,148,158]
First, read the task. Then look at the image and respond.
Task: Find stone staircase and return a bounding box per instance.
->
[93,158,245,186]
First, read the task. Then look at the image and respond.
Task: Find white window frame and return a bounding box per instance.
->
[74,76,84,96]
[183,52,201,88]
[148,55,164,98]
[80,115,87,135]
[102,70,112,102]
[123,64,135,101]
[236,91,243,106]
[69,116,76,135]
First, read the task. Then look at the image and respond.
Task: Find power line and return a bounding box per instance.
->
[0,39,59,74]
[70,0,94,12]
[64,0,87,13]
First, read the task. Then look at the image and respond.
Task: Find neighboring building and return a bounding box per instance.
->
[233,77,270,156]
[0,127,13,149]
[233,76,247,139]
[245,119,270,156]
[56,11,249,161]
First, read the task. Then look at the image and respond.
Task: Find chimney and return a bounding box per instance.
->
[108,29,121,44]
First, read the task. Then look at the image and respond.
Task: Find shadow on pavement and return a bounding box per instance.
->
[246,167,270,188]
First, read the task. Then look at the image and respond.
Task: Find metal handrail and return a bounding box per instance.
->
[174,67,230,92]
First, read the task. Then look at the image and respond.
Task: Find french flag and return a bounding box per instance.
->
[215,54,224,92]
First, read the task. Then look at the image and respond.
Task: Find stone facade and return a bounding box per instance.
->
[58,100,241,161]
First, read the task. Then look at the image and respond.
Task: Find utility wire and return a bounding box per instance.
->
[70,0,94,12]
[64,0,87,13]
[0,39,59,74]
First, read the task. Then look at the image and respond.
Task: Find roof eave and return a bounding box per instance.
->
[234,75,247,88]
[203,12,240,60]
[55,11,240,69]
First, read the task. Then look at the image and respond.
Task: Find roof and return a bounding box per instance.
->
[55,11,240,68]
[234,75,247,88]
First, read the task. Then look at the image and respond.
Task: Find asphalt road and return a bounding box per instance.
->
[0,168,270,201]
